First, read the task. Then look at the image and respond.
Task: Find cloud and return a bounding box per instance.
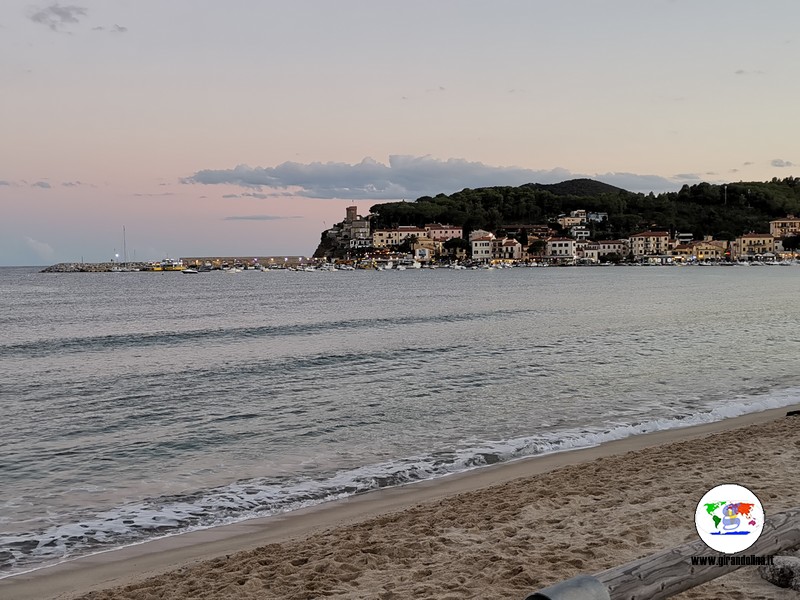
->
[771,159,794,168]
[223,215,302,221]
[674,173,703,181]
[0,180,11,186]
[61,180,85,187]
[30,3,87,31]
[133,192,174,197]
[186,155,687,199]
[31,181,51,188]
[242,192,269,199]
[94,23,128,33]
[24,236,55,260]
[222,194,240,198]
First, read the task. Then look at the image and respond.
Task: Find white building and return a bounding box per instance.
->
[547,237,576,258]
[629,231,670,258]
[472,235,494,261]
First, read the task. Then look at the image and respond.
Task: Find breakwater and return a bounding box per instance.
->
[40,262,153,273]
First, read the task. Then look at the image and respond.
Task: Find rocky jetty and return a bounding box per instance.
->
[40,262,152,273]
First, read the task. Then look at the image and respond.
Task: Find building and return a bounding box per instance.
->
[769,215,800,238]
[469,229,494,242]
[372,229,401,248]
[471,235,494,261]
[673,240,726,262]
[580,242,601,263]
[629,231,670,259]
[412,237,440,262]
[587,212,608,223]
[424,223,462,242]
[347,218,371,244]
[492,238,522,261]
[671,243,694,262]
[397,226,429,242]
[691,241,725,261]
[372,226,429,248]
[570,225,591,240]
[321,206,373,255]
[595,240,629,258]
[546,237,576,259]
[557,215,584,229]
[730,233,775,260]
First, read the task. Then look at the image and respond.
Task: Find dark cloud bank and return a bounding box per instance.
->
[186,155,682,200]
[29,3,87,31]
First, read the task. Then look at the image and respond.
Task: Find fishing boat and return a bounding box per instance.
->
[152,259,184,271]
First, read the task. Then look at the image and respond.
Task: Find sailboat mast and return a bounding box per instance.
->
[123,226,127,266]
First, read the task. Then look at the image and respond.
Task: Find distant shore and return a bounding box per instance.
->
[38,259,800,273]
[3,404,799,600]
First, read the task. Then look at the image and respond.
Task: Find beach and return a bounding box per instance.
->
[3,405,799,600]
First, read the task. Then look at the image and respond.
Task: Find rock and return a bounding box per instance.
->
[758,556,800,590]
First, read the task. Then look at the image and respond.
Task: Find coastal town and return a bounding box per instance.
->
[312,205,800,267]
[41,206,800,272]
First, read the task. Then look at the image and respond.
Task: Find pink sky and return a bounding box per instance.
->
[2,0,799,265]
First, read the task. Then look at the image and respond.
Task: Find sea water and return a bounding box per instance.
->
[1,265,798,576]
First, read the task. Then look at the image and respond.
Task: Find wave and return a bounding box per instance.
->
[0,309,532,358]
[1,386,797,578]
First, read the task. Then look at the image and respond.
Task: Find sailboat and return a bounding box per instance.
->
[120,226,130,271]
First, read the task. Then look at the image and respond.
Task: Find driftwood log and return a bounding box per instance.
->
[527,506,800,600]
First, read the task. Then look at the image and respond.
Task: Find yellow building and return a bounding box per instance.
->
[691,241,726,261]
[770,215,800,238]
[731,233,775,260]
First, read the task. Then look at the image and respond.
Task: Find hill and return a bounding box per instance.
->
[521,178,627,197]
[366,177,800,240]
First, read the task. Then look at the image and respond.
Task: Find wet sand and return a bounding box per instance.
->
[3,404,799,600]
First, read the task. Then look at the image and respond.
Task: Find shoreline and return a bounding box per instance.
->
[3,402,799,600]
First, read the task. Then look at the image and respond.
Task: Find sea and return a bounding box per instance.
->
[1,264,799,577]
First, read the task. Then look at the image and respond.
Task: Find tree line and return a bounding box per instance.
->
[367,177,800,241]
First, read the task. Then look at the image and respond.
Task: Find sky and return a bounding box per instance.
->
[2,0,799,265]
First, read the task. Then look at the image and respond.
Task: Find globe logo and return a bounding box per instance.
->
[695,484,764,553]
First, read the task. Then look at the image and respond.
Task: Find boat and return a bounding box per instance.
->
[152,258,184,271]
[181,268,199,274]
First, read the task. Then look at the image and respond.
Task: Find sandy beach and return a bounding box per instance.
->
[3,405,799,600]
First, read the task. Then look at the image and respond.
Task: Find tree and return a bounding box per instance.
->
[443,237,471,257]
[782,235,800,252]
[528,240,547,255]
[396,235,417,254]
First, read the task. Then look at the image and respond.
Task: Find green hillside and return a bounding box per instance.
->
[368,177,800,240]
